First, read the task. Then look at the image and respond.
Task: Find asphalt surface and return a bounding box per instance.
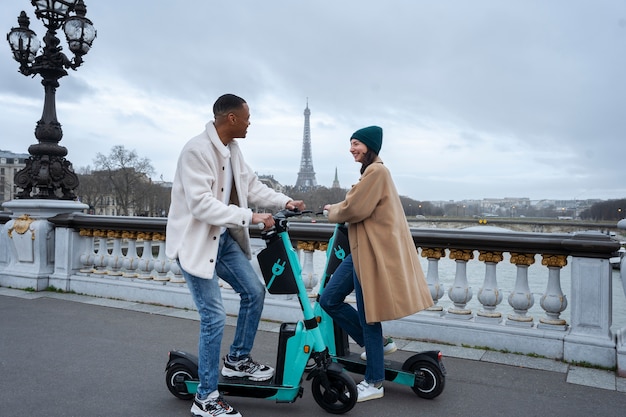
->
[1,288,626,417]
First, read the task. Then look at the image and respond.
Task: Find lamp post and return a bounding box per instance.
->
[6,0,96,200]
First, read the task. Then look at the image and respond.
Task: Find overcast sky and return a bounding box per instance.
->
[1,1,625,202]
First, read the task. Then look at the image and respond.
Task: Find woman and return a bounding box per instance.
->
[320,125,433,402]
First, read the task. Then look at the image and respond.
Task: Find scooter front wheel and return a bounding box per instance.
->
[165,363,197,400]
[407,360,445,399]
[311,371,357,414]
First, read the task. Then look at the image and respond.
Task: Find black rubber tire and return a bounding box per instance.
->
[165,364,197,400]
[311,372,357,414]
[408,360,445,399]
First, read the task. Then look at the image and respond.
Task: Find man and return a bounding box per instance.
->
[166,93,305,417]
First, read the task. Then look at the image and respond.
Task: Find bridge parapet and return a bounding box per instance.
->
[0,212,623,373]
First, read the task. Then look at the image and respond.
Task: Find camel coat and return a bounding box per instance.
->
[327,158,434,323]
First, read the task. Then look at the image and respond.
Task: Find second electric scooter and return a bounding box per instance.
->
[312,217,446,399]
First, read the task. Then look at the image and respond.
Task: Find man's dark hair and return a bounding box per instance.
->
[213,94,246,117]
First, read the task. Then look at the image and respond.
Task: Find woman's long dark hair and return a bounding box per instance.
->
[360,151,377,175]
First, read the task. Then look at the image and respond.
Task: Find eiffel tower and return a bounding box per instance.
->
[295,100,318,190]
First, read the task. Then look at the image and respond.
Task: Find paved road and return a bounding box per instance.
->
[1,289,625,417]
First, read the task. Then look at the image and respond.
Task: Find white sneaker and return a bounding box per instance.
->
[221,355,274,381]
[360,337,397,361]
[191,392,242,417]
[356,380,384,402]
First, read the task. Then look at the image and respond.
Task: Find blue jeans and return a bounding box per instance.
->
[181,230,266,398]
[319,254,384,384]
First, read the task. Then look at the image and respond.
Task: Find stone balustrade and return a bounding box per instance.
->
[1,209,624,375]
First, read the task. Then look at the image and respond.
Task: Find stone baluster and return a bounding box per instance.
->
[106,230,124,276]
[447,249,474,318]
[121,231,139,278]
[136,232,154,280]
[420,247,446,313]
[312,241,329,295]
[507,252,536,326]
[297,240,318,291]
[92,230,109,275]
[538,254,568,330]
[151,232,169,281]
[476,251,504,323]
[78,229,95,274]
[168,258,186,283]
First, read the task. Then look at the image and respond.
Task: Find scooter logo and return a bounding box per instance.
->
[266,258,286,290]
[272,259,286,276]
[334,246,346,261]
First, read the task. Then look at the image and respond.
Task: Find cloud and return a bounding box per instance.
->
[1,0,625,202]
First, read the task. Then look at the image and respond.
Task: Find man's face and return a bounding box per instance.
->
[230,103,251,138]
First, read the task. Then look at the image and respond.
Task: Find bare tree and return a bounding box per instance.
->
[93,145,155,216]
[75,165,108,213]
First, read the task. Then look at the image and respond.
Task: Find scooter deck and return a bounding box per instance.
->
[216,375,303,401]
[334,352,417,387]
[218,375,278,386]
[181,375,303,402]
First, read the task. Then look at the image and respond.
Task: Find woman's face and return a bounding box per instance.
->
[350,139,369,163]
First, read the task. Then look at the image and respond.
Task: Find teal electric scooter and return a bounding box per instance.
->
[311,220,446,399]
[165,209,358,414]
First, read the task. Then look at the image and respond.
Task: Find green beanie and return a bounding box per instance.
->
[351,125,383,155]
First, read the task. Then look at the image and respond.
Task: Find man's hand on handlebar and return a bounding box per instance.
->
[252,212,275,230]
[286,200,306,211]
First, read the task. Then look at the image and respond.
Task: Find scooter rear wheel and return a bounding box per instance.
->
[311,371,357,414]
[165,364,197,400]
[407,360,445,399]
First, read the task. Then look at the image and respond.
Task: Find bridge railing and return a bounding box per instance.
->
[0,211,623,374]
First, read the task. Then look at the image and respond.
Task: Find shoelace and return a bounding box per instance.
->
[233,357,264,373]
[204,397,234,415]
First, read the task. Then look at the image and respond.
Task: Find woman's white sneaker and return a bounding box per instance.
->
[360,337,397,361]
[356,380,384,402]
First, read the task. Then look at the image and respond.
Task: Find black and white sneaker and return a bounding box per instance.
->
[221,355,274,381]
[191,393,241,417]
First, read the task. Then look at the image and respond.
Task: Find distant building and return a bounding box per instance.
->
[77,169,171,217]
[0,150,29,203]
[258,174,285,193]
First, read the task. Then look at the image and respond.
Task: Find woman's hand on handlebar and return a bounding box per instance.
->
[286,200,306,211]
[252,212,275,230]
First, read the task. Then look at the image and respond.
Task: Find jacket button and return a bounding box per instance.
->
[210,259,214,263]
[212,236,217,240]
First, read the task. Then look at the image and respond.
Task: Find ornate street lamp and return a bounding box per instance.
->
[6,0,96,199]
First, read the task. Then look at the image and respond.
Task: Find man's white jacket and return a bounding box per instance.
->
[166,122,291,279]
